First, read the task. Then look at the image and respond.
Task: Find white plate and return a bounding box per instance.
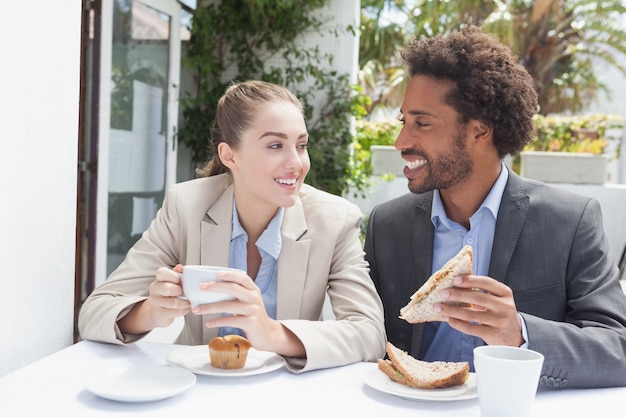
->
[166,345,285,377]
[364,368,478,402]
[82,364,196,402]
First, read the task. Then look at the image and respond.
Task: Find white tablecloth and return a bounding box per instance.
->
[0,340,624,417]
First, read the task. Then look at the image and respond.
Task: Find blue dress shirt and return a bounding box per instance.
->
[422,164,510,370]
[218,202,283,337]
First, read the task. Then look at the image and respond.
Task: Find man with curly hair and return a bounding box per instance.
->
[364,23,626,389]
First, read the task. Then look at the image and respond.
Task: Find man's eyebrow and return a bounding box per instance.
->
[402,109,435,117]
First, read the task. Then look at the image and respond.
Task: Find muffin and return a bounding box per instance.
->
[208,335,251,369]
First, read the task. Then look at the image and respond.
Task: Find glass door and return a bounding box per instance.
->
[96,0,181,285]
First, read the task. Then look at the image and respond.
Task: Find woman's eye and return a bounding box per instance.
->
[268,143,282,149]
[398,117,406,125]
[298,143,309,150]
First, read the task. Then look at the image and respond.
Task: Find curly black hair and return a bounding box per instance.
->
[400,23,539,158]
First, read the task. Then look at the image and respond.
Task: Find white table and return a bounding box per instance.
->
[1,340,624,417]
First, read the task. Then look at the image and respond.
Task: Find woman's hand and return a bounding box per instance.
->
[433,275,524,347]
[191,269,305,358]
[118,264,191,335]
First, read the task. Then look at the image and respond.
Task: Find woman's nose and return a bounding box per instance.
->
[284,147,304,169]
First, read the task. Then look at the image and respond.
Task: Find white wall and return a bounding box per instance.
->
[0,2,81,376]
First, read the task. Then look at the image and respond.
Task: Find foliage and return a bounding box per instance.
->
[347,119,401,197]
[482,0,626,115]
[358,0,410,117]
[357,115,626,178]
[357,0,626,117]
[178,1,368,197]
[306,82,370,196]
[352,119,400,175]
[525,113,626,155]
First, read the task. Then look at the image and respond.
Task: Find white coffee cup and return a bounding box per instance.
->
[179,265,245,307]
[473,346,544,417]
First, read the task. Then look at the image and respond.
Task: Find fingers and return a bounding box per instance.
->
[433,275,522,346]
[207,269,256,289]
[150,265,188,307]
[155,265,183,284]
[195,269,259,303]
[451,275,511,298]
[190,281,262,316]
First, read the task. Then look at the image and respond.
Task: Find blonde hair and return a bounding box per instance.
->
[197,80,305,177]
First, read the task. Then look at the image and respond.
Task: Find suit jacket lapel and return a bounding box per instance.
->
[412,192,435,279]
[411,192,435,355]
[276,196,310,320]
[489,169,529,282]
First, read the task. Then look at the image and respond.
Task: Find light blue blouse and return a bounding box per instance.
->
[218,202,283,337]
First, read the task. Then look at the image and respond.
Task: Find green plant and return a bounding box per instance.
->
[525,113,626,155]
[177,1,369,197]
[353,119,399,170]
[345,119,401,198]
[509,113,626,174]
[358,0,626,118]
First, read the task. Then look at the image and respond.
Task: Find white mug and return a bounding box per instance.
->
[179,265,245,307]
[474,346,544,417]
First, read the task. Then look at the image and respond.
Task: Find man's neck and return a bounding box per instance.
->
[439,163,503,229]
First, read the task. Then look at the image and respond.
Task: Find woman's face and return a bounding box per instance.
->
[223,100,310,212]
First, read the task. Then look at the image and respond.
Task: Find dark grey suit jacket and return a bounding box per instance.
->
[365,168,626,388]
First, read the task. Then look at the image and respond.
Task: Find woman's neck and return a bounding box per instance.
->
[234,193,277,242]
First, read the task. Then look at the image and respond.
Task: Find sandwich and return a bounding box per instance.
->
[399,245,473,323]
[378,342,469,389]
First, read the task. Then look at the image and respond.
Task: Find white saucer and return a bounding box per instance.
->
[364,368,478,402]
[166,345,285,377]
[82,364,196,402]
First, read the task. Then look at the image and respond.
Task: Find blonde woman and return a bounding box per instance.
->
[79,80,386,372]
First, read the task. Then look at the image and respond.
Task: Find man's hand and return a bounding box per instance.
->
[434,275,524,347]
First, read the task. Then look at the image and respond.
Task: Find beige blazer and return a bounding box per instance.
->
[78,174,386,372]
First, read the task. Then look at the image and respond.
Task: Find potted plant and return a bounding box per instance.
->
[353,120,401,178]
[519,114,626,184]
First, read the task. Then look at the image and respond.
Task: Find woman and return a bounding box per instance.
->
[78,80,386,372]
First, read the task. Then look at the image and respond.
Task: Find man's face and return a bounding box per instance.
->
[395,75,473,194]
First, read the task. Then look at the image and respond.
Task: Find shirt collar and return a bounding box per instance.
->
[431,162,509,227]
[231,201,284,260]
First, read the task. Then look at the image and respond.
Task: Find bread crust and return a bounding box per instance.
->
[399,245,473,323]
[378,342,469,389]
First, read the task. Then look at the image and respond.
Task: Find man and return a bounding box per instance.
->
[364,23,626,389]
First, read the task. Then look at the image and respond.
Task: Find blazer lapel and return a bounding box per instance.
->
[200,184,234,267]
[275,196,310,320]
[489,169,529,282]
[199,184,235,342]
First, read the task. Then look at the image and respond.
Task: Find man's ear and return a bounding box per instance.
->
[217,142,237,170]
[470,120,492,143]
